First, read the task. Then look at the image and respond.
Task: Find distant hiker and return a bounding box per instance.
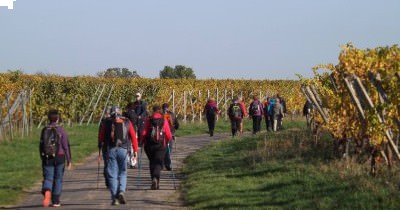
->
[98,107,111,188]
[249,96,264,134]
[123,102,139,168]
[228,97,244,137]
[133,93,147,145]
[162,103,179,171]
[40,109,72,208]
[273,98,285,131]
[303,100,312,126]
[263,97,272,131]
[238,96,247,134]
[98,106,138,205]
[141,105,173,190]
[276,93,287,129]
[204,98,221,137]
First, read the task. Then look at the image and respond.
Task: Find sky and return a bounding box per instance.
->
[0,0,399,80]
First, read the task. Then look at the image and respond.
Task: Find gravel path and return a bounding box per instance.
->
[13,133,228,210]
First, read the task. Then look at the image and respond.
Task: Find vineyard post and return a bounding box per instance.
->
[224,89,227,120]
[343,77,366,120]
[172,89,175,114]
[6,93,13,141]
[199,90,202,123]
[29,88,33,132]
[183,91,187,123]
[216,88,219,121]
[79,85,101,125]
[87,84,106,125]
[97,85,114,126]
[305,86,328,123]
[353,75,400,161]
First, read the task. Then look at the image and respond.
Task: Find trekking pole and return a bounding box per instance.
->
[97,149,101,190]
[168,142,177,190]
[137,145,143,188]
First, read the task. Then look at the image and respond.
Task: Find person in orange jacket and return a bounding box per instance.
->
[98,106,138,205]
[141,105,173,190]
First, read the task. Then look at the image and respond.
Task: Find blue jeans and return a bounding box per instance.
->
[42,156,65,203]
[107,147,128,200]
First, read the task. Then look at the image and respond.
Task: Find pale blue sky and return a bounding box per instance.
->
[1,0,399,79]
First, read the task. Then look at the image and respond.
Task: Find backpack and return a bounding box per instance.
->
[230,103,242,120]
[106,119,130,148]
[250,101,261,115]
[207,106,216,116]
[41,126,60,158]
[273,103,282,117]
[146,117,166,146]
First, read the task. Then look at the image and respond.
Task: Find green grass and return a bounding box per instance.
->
[176,118,254,136]
[182,121,400,209]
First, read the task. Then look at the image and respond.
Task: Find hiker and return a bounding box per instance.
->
[40,109,72,208]
[162,103,179,171]
[98,106,138,205]
[273,98,285,131]
[123,102,139,168]
[133,93,147,145]
[263,97,272,131]
[98,107,111,188]
[238,96,247,134]
[141,105,173,190]
[249,96,264,134]
[303,100,312,126]
[276,93,287,129]
[204,98,221,137]
[228,97,244,137]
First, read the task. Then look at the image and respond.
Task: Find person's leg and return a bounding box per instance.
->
[231,120,236,136]
[152,148,166,189]
[42,162,54,207]
[206,116,213,136]
[102,149,109,188]
[273,118,278,131]
[117,148,128,194]
[51,156,65,205]
[164,142,172,170]
[210,115,216,136]
[106,148,119,203]
[252,116,257,134]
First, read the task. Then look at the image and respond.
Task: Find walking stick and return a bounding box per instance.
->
[168,141,177,190]
[137,145,143,188]
[97,149,101,190]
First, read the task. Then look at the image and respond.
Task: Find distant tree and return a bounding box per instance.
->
[98,68,140,78]
[159,65,196,79]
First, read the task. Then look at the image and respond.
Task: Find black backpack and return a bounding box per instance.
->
[250,101,261,115]
[40,126,60,158]
[105,118,130,148]
[230,103,242,120]
[146,117,165,146]
[125,109,138,125]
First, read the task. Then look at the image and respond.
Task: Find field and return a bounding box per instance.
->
[183,121,400,209]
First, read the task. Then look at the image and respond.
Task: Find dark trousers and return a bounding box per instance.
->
[135,120,145,145]
[206,114,216,136]
[265,115,273,131]
[144,143,166,180]
[164,138,174,169]
[252,116,262,134]
[231,119,241,136]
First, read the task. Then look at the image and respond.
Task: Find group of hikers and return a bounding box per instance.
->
[204,94,287,137]
[38,92,286,207]
[39,92,179,207]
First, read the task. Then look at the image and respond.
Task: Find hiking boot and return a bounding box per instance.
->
[118,192,126,204]
[165,165,172,171]
[111,199,120,206]
[151,177,157,190]
[42,190,51,208]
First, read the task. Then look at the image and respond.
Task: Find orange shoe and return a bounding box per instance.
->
[43,190,51,207]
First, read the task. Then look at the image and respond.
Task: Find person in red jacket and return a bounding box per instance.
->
[98,106,138,205]
[141,105,173,190]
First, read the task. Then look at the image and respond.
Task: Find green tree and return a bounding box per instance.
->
[159,65,196,79]
[98,68,140,78]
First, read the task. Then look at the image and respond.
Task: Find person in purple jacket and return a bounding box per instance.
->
[249,96,264,134]
[39,109,72,208]
[203,98,221,137]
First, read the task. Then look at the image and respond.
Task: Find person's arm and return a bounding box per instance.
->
[163,119,173,143]
[127,121,138,153]
[59,127,72,169]
[98,123,105,149]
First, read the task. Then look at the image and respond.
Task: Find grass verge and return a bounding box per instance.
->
[182,121,400,209]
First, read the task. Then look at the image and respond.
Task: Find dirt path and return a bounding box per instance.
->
[14,133,228,210]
